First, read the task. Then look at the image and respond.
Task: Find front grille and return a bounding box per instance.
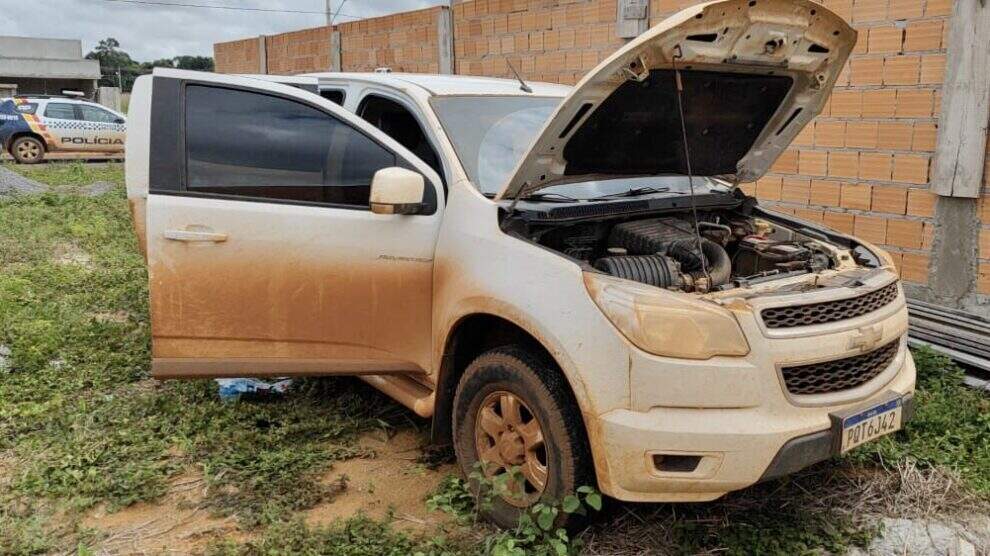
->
[781,339,900,396]
[761,282,899,329]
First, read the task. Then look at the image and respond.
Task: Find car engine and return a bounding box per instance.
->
[529,212,835,293]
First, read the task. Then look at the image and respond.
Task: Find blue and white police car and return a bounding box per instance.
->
[0,94,126,163]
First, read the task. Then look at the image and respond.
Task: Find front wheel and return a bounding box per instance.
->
[452,346,594,529]
[11,136,45,164]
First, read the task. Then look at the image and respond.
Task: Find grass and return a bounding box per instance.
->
[0,161,986,554]
[0,162,419,552]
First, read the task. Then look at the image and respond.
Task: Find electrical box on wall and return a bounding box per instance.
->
[616,0,650,38]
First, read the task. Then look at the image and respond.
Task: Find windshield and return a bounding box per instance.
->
[431,95,561,195]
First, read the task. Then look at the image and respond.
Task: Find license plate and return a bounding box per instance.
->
[840,397,902,453]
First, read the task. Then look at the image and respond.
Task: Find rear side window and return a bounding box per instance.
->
[320,89,345,105]
[79,105,119,123]
[184,85,395,207]
[44,103,76,120]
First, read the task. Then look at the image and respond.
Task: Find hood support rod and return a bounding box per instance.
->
[671,44,712,289]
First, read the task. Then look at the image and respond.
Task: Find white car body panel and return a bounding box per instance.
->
[126,2,913,504]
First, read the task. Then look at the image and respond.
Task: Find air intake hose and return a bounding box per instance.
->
[668,238,732,287]
[594,254,683,289]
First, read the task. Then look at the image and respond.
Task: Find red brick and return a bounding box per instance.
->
[868,26,903,53]
[824,211,856,233]
[895,89,933,117]
[860,153,893,181]
[877,122,913,150]
[872,186,908,214]
[907,188,936,217]
[925,0,952,16]
[888,0,923,18]
[841,182,873,209]
[862,89,898,117]
[979,263,990,294]
[830,90,863,117]
[755,176,783,200]
[850,57,885,85]
[886,218,924,248]
[810,179,842,206]
[920,54,946,84]
[904,20,942,51]
[853,0,888,21]
[815,122,846,148]
[979,228,990,259]
[912,123,937,151]
[855,214,888,243]
[846,121,879,148]
[798,150,828,176]
[793,124,815,146]
[781,178,812,204]
[772,150,799,174]
[901,253,930,284]
[892,154,929,184]
[883,55,920,85]
[830,152,860,179]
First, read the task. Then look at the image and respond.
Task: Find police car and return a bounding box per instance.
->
[0,94,126,163]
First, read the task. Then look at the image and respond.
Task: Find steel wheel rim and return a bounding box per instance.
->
[474,390,549,507]
[16,141,40,160]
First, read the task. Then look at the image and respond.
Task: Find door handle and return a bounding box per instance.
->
[163,229,228,242]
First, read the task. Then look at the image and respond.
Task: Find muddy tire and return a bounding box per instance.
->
[11,136,45,164]
[452,345,594,530]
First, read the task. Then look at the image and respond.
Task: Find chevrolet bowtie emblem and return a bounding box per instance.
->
[849,325,883,352]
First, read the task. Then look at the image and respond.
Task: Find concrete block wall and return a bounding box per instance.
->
[451,0,627,85]
[729,0,959,290]
[266,26,333,74]
[337,6,444,73]
[214,37,262,74]
[213,0,987,297]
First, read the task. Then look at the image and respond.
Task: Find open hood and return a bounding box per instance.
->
[496,0,855,200]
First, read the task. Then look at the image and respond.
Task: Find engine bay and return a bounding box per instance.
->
[512,207,848,294]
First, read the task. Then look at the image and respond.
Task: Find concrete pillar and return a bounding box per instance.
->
[918,0,990,317]
[438,6,454,74]
[97,86,121,111]
[331,30,342,72]
[258,35,268,74]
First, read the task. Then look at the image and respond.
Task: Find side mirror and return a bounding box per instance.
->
[114,117,125,124]
[369,167,426,215]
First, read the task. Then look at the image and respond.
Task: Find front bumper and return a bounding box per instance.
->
[594,350,916,503]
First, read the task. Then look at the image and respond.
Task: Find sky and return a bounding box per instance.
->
[3,0,446,62]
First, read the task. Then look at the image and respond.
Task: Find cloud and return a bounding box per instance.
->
[4,0,445,62]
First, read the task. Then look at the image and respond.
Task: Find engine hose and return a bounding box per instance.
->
[594,254,683,289]
[669,238,732,287]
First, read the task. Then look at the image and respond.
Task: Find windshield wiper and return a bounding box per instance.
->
[589,186,674,200]
[520,192,582,203]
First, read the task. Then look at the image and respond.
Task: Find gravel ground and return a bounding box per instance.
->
[0,164,46,195]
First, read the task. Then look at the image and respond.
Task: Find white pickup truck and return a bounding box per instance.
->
[126,0,914,528]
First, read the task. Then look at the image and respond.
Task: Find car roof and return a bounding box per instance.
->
[15,96,99,105]
[301,72,572,97]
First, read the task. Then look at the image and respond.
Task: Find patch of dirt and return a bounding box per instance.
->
[90,310,132,324]
[51,241,92,268]
[79,429,458,553]
[304,428,457,531]
[82,472,242,555]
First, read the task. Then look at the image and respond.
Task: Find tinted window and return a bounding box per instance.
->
[360,95,443,181]
[184,85,395,206]
[44,103,76,120]
[79,105,119,123]
[320,89,345,105]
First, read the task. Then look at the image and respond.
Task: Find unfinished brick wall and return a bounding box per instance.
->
[265,26,333,75]
[214,37,261,74]
[452,0,627,85]
[338,7,443,73]
[214,0,988,294]
[727,0,956,289]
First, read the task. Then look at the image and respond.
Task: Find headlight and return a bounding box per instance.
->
[584,272,749,359]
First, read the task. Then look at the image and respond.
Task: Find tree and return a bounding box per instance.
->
[173,56,214,71]
[86,37,139,91]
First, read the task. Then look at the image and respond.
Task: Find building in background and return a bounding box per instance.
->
[0,36,101,97]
